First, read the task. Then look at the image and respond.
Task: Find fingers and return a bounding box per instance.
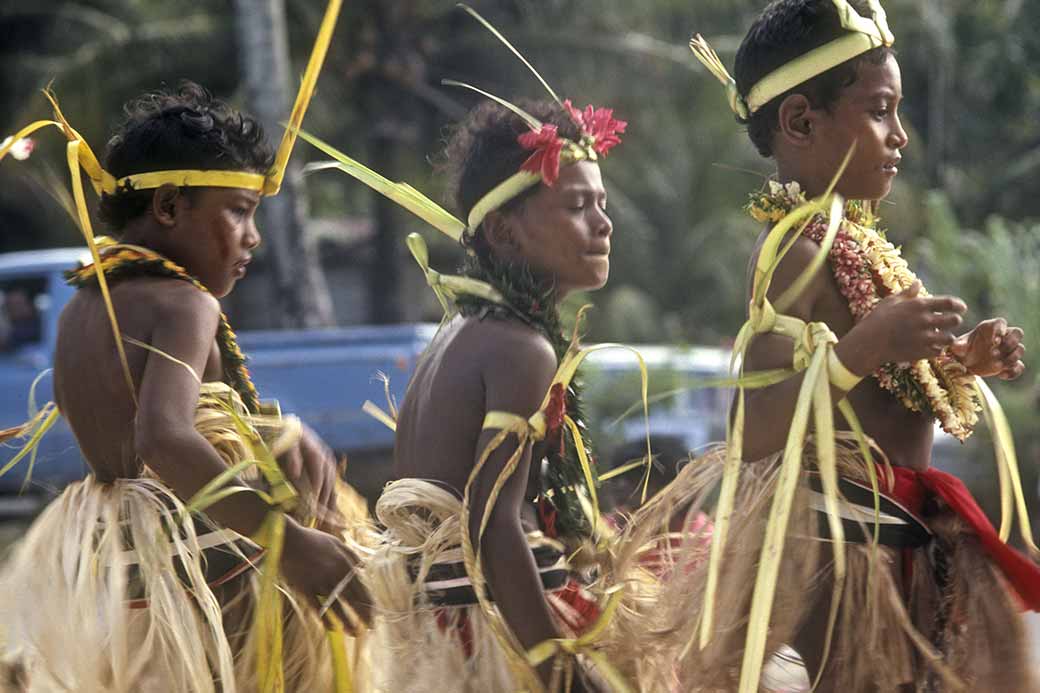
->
[900,280,922,298]
[921,295,967,315]
[924,311,964,332]
[996,326,1023,357]
[1000,359,1026,381]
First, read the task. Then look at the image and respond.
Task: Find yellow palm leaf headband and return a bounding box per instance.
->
[448,4,625,234]
[690,0,894,118]
[0,0,342,197]
[0,0,343,404]
[298,3,625,245]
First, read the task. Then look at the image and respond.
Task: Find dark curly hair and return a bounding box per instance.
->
[98,81,274,231]
[734,0,893,157]
[441,99,583,260]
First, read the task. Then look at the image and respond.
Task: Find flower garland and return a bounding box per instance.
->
[747,181,980,440]
[455,252,597,541]
[65,242,261,413]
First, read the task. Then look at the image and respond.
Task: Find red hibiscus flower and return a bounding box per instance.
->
[563,100,627,156]
[518,124,564,185]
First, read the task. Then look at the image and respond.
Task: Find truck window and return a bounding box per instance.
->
[0,278,46,352]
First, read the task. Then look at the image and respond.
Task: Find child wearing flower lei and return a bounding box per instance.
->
[748,180,980,440]
[653,2,1040,692]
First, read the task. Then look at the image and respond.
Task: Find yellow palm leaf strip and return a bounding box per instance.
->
[976,378,1037,553]
[0,404,60,479]
[610,368,795,428]
[527,589,636,693]
[563,414,601,534]
[323,611,354,693]
[184,459,273,513]
[693,387,745,652]
[362,401,397,431]
[0,120,61,159]
[556,339,652,508]
[65,140,136,405]
[122,336,202,383]
[774,195,845,313]
[837,400,885,608]
[265,0,343,195]
[808,349,846,692]
[456,4,563,105]
[459,420,546,691]
[750,201,823,305]
[441,80,544,131]
[703,201,823,647]
[253,511,288,693]
[738,347,826,693]
[297,130,466,241]
[760,144,856,309]
[975,378,1014,543]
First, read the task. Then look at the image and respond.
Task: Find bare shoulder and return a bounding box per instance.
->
[748,228,830,320]
[465,317,558,414]
[148,280,220,319]
[472,316,557,372]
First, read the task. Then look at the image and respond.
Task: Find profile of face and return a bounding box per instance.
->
[486,161,613,297]
[781,53,909,201]
[152,186,261,297]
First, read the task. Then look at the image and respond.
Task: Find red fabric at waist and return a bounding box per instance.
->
[885,465,1040,611]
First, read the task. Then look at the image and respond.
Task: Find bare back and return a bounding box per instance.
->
[54,278,223,481]
[394,314,555,496]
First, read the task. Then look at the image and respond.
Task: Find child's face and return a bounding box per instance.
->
[170,187,261,297]
[506,161,613,297]
[812,53,909,201]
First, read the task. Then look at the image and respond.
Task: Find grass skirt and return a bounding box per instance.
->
[636,444,1036,692]
[0,383,346,692]
[362,478,675,692]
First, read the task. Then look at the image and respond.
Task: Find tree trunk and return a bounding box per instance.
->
[367,130,403,324]
[232,0,335,328]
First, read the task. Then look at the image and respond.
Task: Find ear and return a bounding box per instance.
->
[777,93,818,149]
[151,184,182,228]
[481,210,521,255]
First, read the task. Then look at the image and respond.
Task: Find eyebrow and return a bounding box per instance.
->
[231,191,261,204]
[557,186,606,195]
[868,87,901,101]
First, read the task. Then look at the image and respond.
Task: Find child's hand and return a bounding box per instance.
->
[279,424,338,523]
[949,318,1026,380]
[281,522,372,631]
[846,281,966,372]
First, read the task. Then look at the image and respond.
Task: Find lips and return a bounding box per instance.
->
[232,256,252,277]
[881,156,901,174]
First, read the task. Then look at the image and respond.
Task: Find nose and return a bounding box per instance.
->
[244,217,261,250]
[890,114,909,150]
[593,205,612,239]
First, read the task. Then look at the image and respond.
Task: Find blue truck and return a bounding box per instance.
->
[0,247,436,509]
[0,247,742,513]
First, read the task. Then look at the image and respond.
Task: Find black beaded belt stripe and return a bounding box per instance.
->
[806,472,932,548]
[411,543,570,607]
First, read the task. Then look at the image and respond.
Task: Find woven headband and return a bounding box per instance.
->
[690,0,894,119]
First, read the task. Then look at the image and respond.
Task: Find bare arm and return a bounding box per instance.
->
[134,286,271,534]
[468,326,561,678]
[741,236,967,461]
[133,286,369,625]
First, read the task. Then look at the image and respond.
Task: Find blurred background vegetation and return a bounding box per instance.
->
[1,0,1037,525]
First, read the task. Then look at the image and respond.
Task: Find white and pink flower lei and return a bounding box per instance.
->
[747,181,980,441]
